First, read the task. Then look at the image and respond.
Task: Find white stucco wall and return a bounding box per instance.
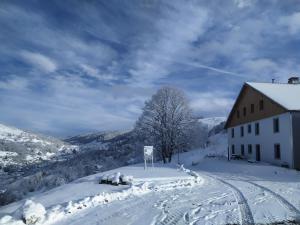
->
[227,112,293,168]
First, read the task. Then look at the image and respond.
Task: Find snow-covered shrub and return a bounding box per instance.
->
[107,174,115,184]
[120,175,133,185]
[99,174,109,184]
[100,173,133,186]
[111,172,121,185]
[22,200,46,224]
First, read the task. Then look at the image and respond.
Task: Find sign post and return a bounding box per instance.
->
[144,146,154,170]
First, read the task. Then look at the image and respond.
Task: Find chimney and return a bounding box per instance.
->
[288,76,300,84]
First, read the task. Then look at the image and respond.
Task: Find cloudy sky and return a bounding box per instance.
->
[1,0,300,137]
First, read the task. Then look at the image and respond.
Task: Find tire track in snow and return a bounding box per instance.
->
[203,174,255,225]
[155,207,187,225]
[245,181,300,223]
[97,197,148,224]
[153,189,192,225]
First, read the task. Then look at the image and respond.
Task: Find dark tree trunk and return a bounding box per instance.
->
[168,150,172,163]
[162,156,166,164]
[162,145,167,164]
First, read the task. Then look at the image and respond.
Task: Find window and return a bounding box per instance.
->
[274,144,281,159]
[231,145,235,154]
[237,110,240,118]
[248,144,252,154]
[231,128,235,138]
[248,124,251,133]
[241,144,245,156]
[243,107,247,116]
[255,122,260,135]
[251,104,254,113]
[240,126,244,137]
[273,118,279,133]
[259,100,264,110]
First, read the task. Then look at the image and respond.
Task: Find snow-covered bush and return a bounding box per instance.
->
[107,174,115,184]
[112,172,121,185]
[100,173,133,186]
[22,200,46,224]
[99,174,109,184]
[120,175,133,185]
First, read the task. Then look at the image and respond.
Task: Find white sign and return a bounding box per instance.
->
[144,146,153,158]
[144,146,154,169]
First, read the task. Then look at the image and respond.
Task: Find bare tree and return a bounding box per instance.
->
[135,87,193,163]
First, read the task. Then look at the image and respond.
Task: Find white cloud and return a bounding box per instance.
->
[279,12,300,35]
[189,91,234,116]
[127,2,209,86]
[20,51,57,73]
[234,0,253,8]
[0,76,28,91]
[80,64,117,81]
[0,75,150,136]
[243,58,278,74]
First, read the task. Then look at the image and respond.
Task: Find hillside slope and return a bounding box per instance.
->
[0,124,77,167]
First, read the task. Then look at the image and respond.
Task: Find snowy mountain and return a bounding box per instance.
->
[197,116,226,131]
[0,123,78,167]
[64,130,129,150]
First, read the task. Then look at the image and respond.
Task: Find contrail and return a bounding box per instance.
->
[158,56,244,78]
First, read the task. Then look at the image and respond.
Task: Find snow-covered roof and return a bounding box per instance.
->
[246,82,300,111]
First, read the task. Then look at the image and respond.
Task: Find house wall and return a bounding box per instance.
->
[228,112,294,168]
[226,84,286,128]
[292,112,300,170]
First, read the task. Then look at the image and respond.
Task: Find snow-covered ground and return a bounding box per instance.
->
[0,123,78,167]
[2,132,300,225]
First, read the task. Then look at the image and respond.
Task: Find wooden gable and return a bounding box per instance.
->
[225,83,287,128]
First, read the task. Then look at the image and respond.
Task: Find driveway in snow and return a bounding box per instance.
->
[1,158,300,225]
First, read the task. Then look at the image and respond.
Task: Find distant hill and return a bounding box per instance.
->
[64,130,129,150]
[0,123,77,167]
[197,117,226,131]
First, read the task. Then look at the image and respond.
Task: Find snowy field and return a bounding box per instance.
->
[1,134,300,225]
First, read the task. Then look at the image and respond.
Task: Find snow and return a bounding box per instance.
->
[0,151,18,157]
[247,82,300,110]
[0,124,23,138]
[198,117,226,130]
[0,164,200,225]
[22,200,46,224]
[0,123,78,167]
[2,131,300,224]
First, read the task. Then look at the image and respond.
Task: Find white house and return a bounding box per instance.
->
[225,77,300,169]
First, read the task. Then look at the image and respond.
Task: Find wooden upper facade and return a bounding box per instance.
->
[225,83,287,128]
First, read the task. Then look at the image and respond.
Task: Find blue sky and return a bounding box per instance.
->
[1,0,300,137]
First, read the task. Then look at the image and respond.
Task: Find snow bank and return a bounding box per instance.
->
[0,200,46,225]
[43,177,201,224]
[0,215,24,225]
[22,200,46,224]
